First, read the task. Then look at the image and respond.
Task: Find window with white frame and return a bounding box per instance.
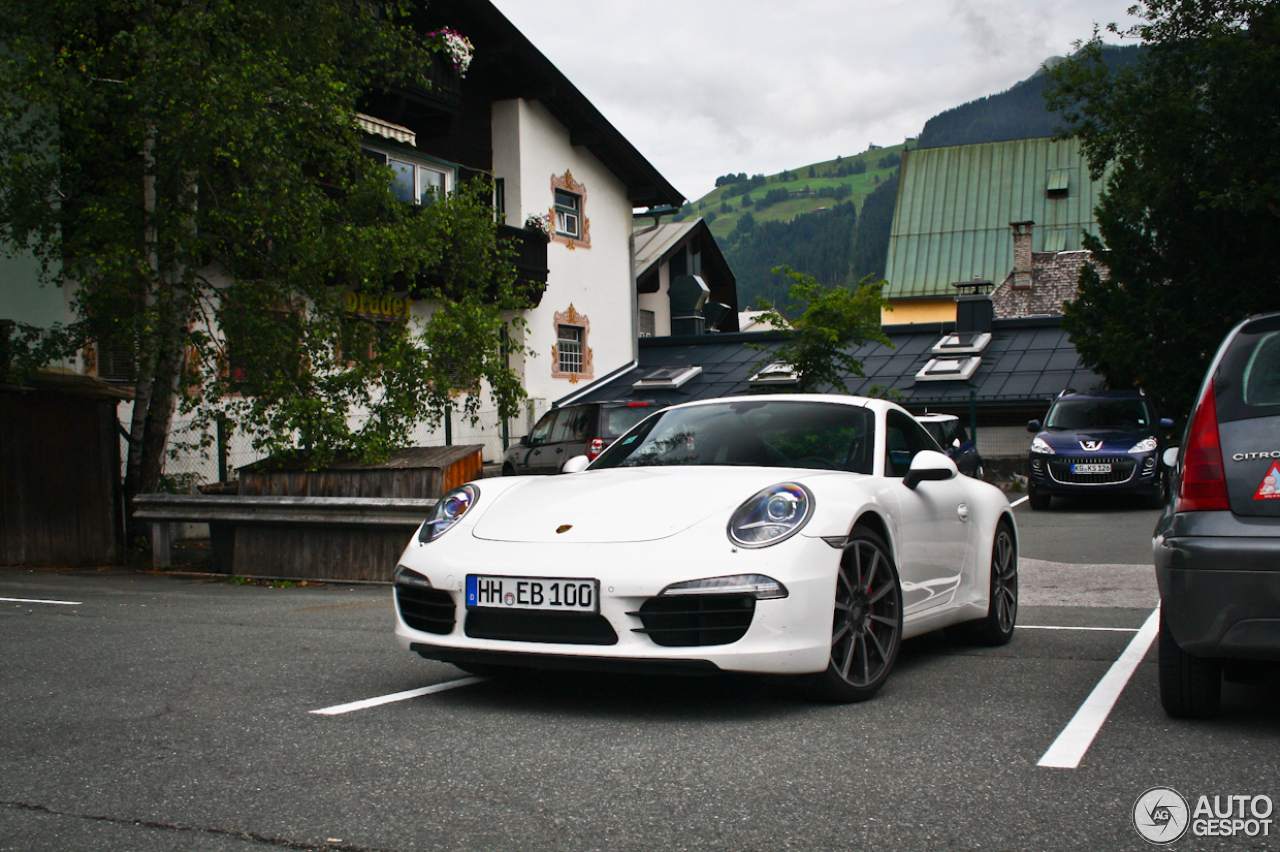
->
[552,304,593,382]
[638,310,656,338]
[557,324,583,373]
[554,189,581,238]
[363,147,452,205]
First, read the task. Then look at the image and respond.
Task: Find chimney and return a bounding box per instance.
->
[668,274,710,336]
[1011,221,1034,290]
[951,278,994,334]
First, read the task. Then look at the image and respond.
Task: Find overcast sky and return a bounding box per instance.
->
[487,0,1140,202]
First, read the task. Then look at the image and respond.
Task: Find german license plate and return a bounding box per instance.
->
[466,575,598,612]
[1072,462,1112,474]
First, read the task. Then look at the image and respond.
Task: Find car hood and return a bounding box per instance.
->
[1040,428,1152,452]
[471,467,834,543]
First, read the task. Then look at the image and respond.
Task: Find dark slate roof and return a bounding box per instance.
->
[566,316,1103,412]
[421,1,684,209]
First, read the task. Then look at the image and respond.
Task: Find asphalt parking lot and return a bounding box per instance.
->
[3,498,1279,852]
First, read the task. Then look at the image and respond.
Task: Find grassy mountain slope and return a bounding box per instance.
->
[676,143,907,241]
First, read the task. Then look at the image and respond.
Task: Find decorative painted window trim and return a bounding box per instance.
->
[550,169,590,250]
[551,304,594,383]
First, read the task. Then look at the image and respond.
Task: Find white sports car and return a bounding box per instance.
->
[394,395,1018,702]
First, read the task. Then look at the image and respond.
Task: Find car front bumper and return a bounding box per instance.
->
[393,527,843,676]
[1154,530,1280,661]
[1027,451,1160,496]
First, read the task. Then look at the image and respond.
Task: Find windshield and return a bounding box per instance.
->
[591,399,875,473]
[921,421,948,445]
[1045,398,1153,430]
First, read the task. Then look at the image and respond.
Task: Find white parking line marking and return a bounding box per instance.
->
[1009,495,1029,508]
[1020,625,1140,632]
[1037,606,1161,769]
[1,597,82,606]
[310,676,486,716]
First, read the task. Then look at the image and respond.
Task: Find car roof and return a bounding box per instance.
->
[1054,389,1146,401]
[914,413,958,422]
[662,393,889,414]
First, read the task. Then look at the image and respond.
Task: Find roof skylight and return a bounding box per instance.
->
[631,365,703,390]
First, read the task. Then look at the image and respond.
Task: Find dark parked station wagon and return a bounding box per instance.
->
[502,400,660,476]
[1155,312,1280,718]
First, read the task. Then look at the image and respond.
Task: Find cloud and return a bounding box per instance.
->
[487,0,1135,199]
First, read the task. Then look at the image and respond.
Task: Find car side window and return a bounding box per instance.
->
[952,422,969,445]
[885,410,938,477]
[528,411,556,446]
[547,409,574,443]
[566,407,591,442]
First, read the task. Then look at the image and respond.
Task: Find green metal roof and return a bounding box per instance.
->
[885,137,1107,299]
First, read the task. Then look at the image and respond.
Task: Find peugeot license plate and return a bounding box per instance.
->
[1072,462,1112,474]
[466,575,598,612]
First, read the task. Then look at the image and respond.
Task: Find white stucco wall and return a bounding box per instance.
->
[491,98,635,409]
[637,262,672,337]
[0,253,69,329]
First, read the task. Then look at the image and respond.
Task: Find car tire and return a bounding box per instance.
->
[1028,489,1051,511]
[502,464,516,476]
[1158,612,1221,719]
[808,528,903,703]
[1150,474,1169,509]
[951,519,1017,646]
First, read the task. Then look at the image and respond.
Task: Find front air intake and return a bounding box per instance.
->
[631,594,755,647]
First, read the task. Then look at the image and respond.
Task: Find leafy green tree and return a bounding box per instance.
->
[0,0,530,507]
[1045,0,1280,419]
[851,171,898,281]
[752,267,891,394]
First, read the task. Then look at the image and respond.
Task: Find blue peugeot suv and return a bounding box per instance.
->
[1026,389,1174,510]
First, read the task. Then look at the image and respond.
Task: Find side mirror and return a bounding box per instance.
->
[1162,446,1180,469]
[904,450,958,490]
[561,455,591,474]
[1027,420,1041,433]
[518,434,530,447]
[952,438,962,449]
[1159,418,1174,430]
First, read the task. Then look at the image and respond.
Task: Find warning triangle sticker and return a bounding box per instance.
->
[1254,461,1280,500]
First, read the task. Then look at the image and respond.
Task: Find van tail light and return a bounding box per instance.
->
[1175,381,1230,512]
[587,438,606,459]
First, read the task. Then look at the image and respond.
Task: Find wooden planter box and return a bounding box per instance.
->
[229,446,483,581]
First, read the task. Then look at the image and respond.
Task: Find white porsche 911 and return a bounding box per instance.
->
[393,395,1018,702]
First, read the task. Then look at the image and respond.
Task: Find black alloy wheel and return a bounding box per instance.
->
[953,520,1018,645]
[811,528,903,703]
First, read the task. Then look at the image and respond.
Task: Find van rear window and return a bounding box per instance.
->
[1215,314,1280,423]
[1242,332,1280,407]
[602,406,652,438]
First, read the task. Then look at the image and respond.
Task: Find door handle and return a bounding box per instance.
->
[957,503,970,523]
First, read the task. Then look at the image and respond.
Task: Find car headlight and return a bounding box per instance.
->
[418,484,479,543]
[728,482,812,548]
[1128,437,1158,453]
[659,574,788,600]
[1030,437,1056,455]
